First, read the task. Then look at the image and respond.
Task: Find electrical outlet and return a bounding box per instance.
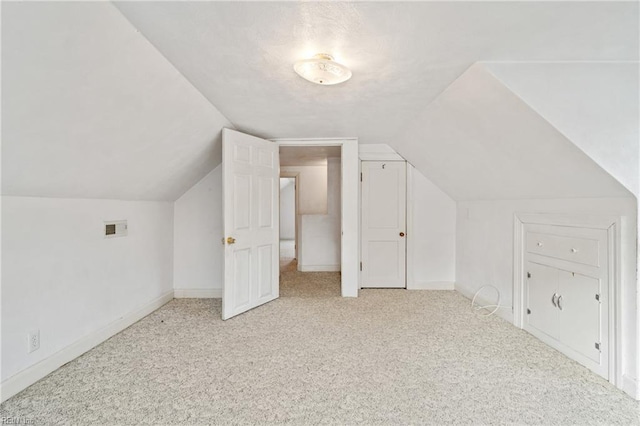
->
[28,330,40,353]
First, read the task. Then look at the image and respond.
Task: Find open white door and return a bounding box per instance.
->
[222,128,279,320]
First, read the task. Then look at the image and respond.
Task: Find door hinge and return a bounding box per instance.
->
[527,308,531,314]
[360,262,363,271]
[527,272,531,279]
[595,342,601,351]
[360,172,363,182]
[595,294,600,301]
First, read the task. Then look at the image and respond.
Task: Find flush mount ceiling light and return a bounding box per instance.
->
[293,54,352,85]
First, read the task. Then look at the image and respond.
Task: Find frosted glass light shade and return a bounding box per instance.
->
[293,54,352,85]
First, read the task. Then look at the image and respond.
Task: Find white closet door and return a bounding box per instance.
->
[526,261,559,339]
[222,128,279,320]
[361,161,406,288]
[558,271,602,363]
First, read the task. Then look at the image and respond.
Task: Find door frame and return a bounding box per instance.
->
[279,173,300,262]
[272,137,359,297]
[513,212,623,389]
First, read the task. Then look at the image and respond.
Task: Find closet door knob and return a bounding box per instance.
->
[399,232,405,237]
[570,248,578,253]
[537,242,543,247]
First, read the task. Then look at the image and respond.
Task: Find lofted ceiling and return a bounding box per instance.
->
[114,1,637,143]
[2,1,638,202]
[391,63,631,201]
[2,2,233,201]
[485,62,639,196]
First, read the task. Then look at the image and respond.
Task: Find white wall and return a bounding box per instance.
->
[485,62,639,197]
[1,196,174,386]
[279,179,295,240]
[455,197,637,381]
[173,167,223,297]
[391,63,631,201]
[2,2,232,201]
[299,158,341,271]
[408,166,456,289]
[280,166,327,214]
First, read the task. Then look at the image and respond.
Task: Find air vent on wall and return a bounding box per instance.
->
[104,220,127,238]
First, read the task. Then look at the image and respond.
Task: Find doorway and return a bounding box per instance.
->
[221,130,359,321]
[278,146,342,270]
[279,176,297,272]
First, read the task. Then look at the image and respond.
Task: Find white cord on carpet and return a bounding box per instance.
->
[471,285,511,317]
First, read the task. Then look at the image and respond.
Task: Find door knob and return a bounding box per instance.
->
[399,232,405,237]
[226,237,236,244]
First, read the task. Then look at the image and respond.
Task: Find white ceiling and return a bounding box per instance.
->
[392,64,631,201]
[280,146,341,167]
[485,62,639,196]
[2,2,637,202]
[2,2,233,201]
[114,1,637,144]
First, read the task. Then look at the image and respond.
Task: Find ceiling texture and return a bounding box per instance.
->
[3,1,638,201]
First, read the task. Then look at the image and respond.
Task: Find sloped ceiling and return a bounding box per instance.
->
[2,2,233,201]
[485,62,639,196]
[3,1,638,202]
[114,1,637,143]
[390,64,631,201]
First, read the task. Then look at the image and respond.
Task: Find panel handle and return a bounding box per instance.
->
[551,293,558,307]
[557,295,563,310]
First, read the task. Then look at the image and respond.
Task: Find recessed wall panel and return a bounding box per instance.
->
[258,177,273,228]
[368,241,400,280]
[369,168,400,229]
[258,148,273,168]
[234,145,251,164]
[234,248,251,308]
[234,175,251,230]
[257,244,273,298]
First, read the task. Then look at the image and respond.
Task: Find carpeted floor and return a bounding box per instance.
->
[2,268,639,425]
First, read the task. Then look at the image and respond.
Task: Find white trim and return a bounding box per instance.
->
[0,290,174,403]
[408,281,455,290]
[272,137,359,298]
[174,288,222,298]
[622,374,640,400]
[513,212,623,391]
[358,144,405,161]
[406,164,415,289]
[298,264,341,272]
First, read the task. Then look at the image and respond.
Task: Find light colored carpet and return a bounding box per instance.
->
[280,239,297,274]
[2,271,639,425]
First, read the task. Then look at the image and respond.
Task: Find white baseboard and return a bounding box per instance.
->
[298,264,341,272]
[455,283,513,323]
[407,281,455,290]
[174,288,222,298]
[622,374,640,400]
[0,290,174,403]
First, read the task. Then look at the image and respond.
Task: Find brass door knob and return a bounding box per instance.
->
[399,232,405,237]
[226,237,236,244]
